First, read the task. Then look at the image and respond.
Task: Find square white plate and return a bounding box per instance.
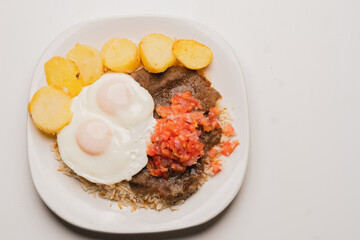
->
[27,15,249,233]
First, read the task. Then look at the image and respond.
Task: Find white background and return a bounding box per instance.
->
[1,0,359,239]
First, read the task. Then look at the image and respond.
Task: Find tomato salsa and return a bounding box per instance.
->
[146,91,222,178]
[146,91,239,178]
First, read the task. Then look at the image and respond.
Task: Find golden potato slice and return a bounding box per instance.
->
[173,40,213,70]
[45,57,82,97]
[139,33,176,73]
[28,86,73,134]
[67,44,103,86]
[101,38,140,73]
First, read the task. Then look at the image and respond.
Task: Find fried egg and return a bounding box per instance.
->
[57,73,155,184]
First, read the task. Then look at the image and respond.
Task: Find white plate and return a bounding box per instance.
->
[27,15,249,233]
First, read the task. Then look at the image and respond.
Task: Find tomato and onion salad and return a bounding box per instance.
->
[146,91,239,178]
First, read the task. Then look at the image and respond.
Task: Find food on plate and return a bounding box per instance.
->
[210,159,222,174]
[29,34,240,211]
[222,123,235,135]
[45,56,83,97]
[221,140,240,156]
[28,86,73,134]
[128,66,223,205]
[57,73,155,184]
[146,91,210,178]
[172,39,213,70]
[139,33,176,73]
[208,148,219,158]
[67,44,103,86]
[101,38,140,73]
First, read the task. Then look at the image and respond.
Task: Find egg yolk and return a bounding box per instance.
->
[97,79,132,115]
[76,119,112,155]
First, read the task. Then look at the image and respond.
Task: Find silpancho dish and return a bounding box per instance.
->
[28,33,239,210]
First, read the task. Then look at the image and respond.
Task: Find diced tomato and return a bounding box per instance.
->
[156,106,172,118]
[156,91,202,117]
[146,143,157,156]
[170,91,202,112]
[221,140,240,156]
[222,124,235,135]
[150,169,168,179]
[160,148,172,158]
[171,162,187,172]
[147,91,223,178]
[210,118,220,130]
[208,148,219,159]
[210,159,222,174]
[209,107,220,118]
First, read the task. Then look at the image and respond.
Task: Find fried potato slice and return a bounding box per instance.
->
[139,33,176,73]
[28,86,73,134]
[101,38,140,73]
[67,44,103,86]
[173,40,213,70]
[45,57,82,97]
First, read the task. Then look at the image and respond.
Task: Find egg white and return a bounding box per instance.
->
[57,73,155,184]
[86,73,154,128]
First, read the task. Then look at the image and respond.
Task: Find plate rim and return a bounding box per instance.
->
[26,14,250,234]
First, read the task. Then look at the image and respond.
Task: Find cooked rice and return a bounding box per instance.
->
[51,105,232,211]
